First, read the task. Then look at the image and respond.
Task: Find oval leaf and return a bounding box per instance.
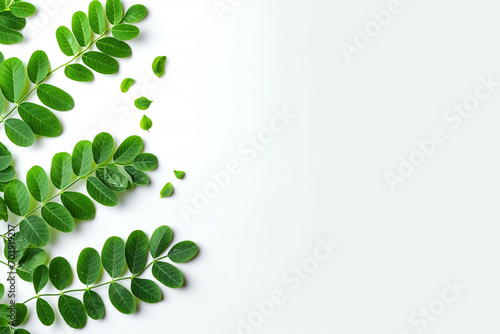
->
[0,144,12,171]
[83,290,104,320]
[17,248,46,282]
[152,56,167,78]
[64,64,94,82]
[0,166,15,183]
[140,115,152,131]
[120,78,134,93]
[9,2,36,18]
[36,298,55,326]
[27,51,49,84]
[96,37,131,58]
[0,25,23,45]
[152,261,184,288]
[77,247,101,285]
[72,140,93,176]
[124,4,147,23]
[135,97,152,110]
[88,0,105,34]
[61,191,96,220]
[37,83,74,111]
[4,119,35,147]
[0,12,26,31]
[124,166,149,185]
[111,24,139,41]
[4,179,30,216]
[168,241,199,263]
[18,102,62,137]
[82,51,119,75]
[108,283,135,314]
[49,257,72,290]
[92,132,114,164]
[131,278,161,303]
[58,295,86,329]
[133,153,158,171]
[160,182,173,198]
[20,216,50,247]
[96,165,129,192]
[113,135,143,164]
[56,26,78,56]
[105,0,123,24]
[149,225,172,258]
[71,11,91,47]
[125,230,148,275]
[26,166,49,202]
[33,264,49,294]
[86,176,119,207]
[50,152,72,190]
[101,236,125,278]
[41,202,74,233]
[0,57,25,103]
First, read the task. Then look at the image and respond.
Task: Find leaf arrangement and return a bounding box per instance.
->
[0,226,198,331]
[0,0,36,45]
[0,0,147,147]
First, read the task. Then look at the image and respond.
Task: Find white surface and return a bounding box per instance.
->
[1,0,499,333]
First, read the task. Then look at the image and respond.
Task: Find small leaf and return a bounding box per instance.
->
[58,295,86,329]
[152,261,184,288]
[17,248,46,282]
[4,179,30,216]
[0,144,12,171]
[77,247,101,285]
[0,284,3,300]
[111,24,139,41]
[50,152,72,190]
[133,153,158,171]
[18,102,62,137]
[20,216,50,247]
[160,182,173,198]
[140,115,152,131]
[41,202,74,233]
[109,283,136,314]
[124,166,149,185]
[88,0,105,34]
[32,264,49,294]
[92,132,114,164]
[4,233,30,264]
[113,135,143,164]
[82,51,119,75]
[0,25,23,45]
[96,165,129,192]
[120,78,134,93]
[56,26,79,56]
[86,176,119,206]
[26,166,49,202]
[83,290,104,320]
[49,257,72,290]
[131,278,161,303]
[124,4,147,23]
[27,50,49,84]
[0,57,25,103]
[174,170,185,179]
[4,119,35,147]
[72,11,91,47]
[0,166,15,183]
[0,12,26,31]
[152,56,167,78]
[36,298,55,326]
[10,303,27,326]
[61,192,96,220]
[135,97,153,111]
[72,140,93,176]
[64,64,94,82]
[101,236,125,278]
[0,197,8,221]
[9,2,36,18]
[37,83,75,111]
[149,225,172,258]
[168,241,199,263]
[125,230,148,275]
[96,37,131,58]
[106,0,123,25]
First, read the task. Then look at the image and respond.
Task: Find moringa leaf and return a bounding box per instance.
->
[109,283,135,314]
[83,290,104,320]
[139,115,152,131]
[134,97,152,110]
[72,140,93,176]
[26,166,49,202]
[50,152,72,190]
[133,153,158,171]
[27,50,49,84]
[82,51,119,75]
[168,241,199,263]
[0,57,25,103]
[124,165,149,185]
[113,135,143,164]
[9,2,36,18]
[111,24,139,41]
[131,278,161,303]
[174,170,185,179]
[0,143,12,171]
[120,78,134,93]
[18,102,62,137]
[4,179,30,216]
[58,295,86,329]
[96,165,129,192]
[10,303,27,326]
[124,4,147,23]
[56,26,79,56]
[102,236,125,278]
[0,197,7,222]
[61,191,96,220]
[0,24,23,45]
[125,230,148,275]
[0,166,15,183]
[36,298,55,326]
[0,12,26,30]
[49,257,72,290]
[149,225,172,258]
[96,37,131,58]
[152,261,184,288]
[17,248,46,282]
[77,247,101,285]
[160,182,173,198]
[106,0,123,25]
[4,119,35,147]
[86,176,119,206]
[72,11,91,47]
[88,0,105,34]
[32,265,49,294]
[64,64,94,82]
[37,83,75,111]
[4,233,30,264]
[41,202,74,233]
[152,56,167,78]
[19,216,50,247]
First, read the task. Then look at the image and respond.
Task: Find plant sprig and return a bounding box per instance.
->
[0,0,37,45]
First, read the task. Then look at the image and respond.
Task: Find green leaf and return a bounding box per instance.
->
[96,37,131,58]
[88,0,105,34]
[58,295,87,329]
[106,0,123,24]
[131,278,161,303]
[72,140,93,176]
[133,153,158,171]
[0,284,3,300]
[10,303,27,326]
[20,216,50,247]
[152,261,184,288]
[0,57,25,103]
[26,166,49,202]
[83,290,104,320]
[124,166,149,185]
[37,83,74,111]
[125,230,148,275]
[0,24,23,45]
[65,64,94,82]
[0,166,15,183]
[0,12,26,30]
[86,176,119,206]
[4,233,30,263]
[72,11,91,47]
[18,102,62,137]
[77,247,101,285]
[109,283,135,314]
[41,202,74,233]
[149,225,172,258]
[61,191,96,220]
[168,241,199,263]
[32,264,49,294]
[174,170,185,179]
[0,144,12,171]
[9,2,36,18]
[49,257,72,290]
[36,298,55,326]
[4,179,30,216]
[27,50,49,84]
[0,197,7,221]
[96,165,129,192]
[113,135,143,164]
[120,78,134,93]
[92,132,114,164]
[102,236,125,278]
[82,51,119,75]
[124,4,147,23]
[111,24,139,41]
[160,182,173,198]
[17,248,46,282]
[140,115,152,131]
[50,152,72,189]
[56,26,79,56]
[152,56,167,78]
[4,119,35,147]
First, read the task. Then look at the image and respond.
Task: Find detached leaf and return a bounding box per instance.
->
[149,225,172,258]
[135,97,152,110]
[26,166,49,202]
[88,0,105,34]
[56,26,79,56]
[152,56,167,78]
[19,216,50,247]
[83,290,105,320]
[109,283,136,314]
[36,298,55,326]
[49,257,72,290]
[9,2,36,18]
[106,0,123,25]
[58,295,86,329]
[82,51,119,75]
[160,182,173,198]
[4,179,30,216]
[41,202,74,233]
[65,64,94,82]
[0,57,25,103]
[50,152,73,190]
[72,11,91,47]
[140,115,152,131]
[77,247,101,285]
[27,50,49,84]
[174,170,185,179]
[168,241,199,263]
[37,84,75,111]
[133,153,158,171]
[61,191,96,220]
[152,261,184,288]
[113,135,143,164]
[96,37,131,58]
[120,78,134,93]
[18,102,62,137]
[4,119,35,147]
[125,4,147,23]
[111,24,139,41]
[101,236,125,278]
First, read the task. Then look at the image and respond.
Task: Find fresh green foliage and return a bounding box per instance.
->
[152,56,167,78]
[135,97,153,110]
[160,182,173,198]
[140,115,152,131]
[124,4,147,23]
[174,170,185,179]
[120,78,135,92]
[65,64,94,82]
[0,1,37,45]
[133,153,158,171]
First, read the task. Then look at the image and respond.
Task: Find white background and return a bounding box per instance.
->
[1,0,499,333]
